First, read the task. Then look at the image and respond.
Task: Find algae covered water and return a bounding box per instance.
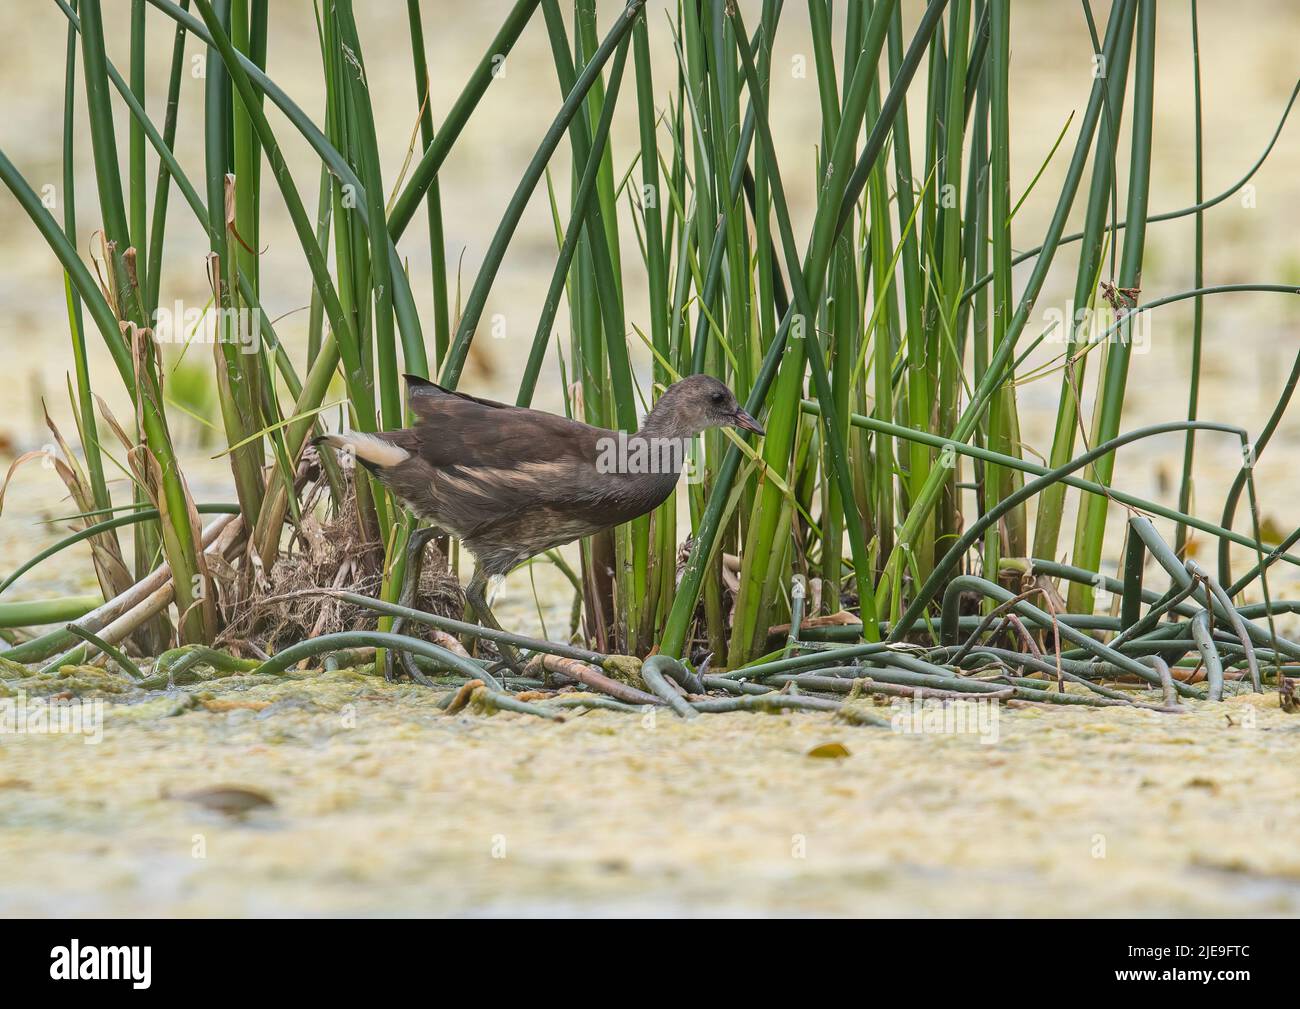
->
[2,659,1298,917]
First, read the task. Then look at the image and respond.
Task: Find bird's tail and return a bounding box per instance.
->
[313,431,411,470]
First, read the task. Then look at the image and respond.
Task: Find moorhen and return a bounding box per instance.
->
[318,373,763,673]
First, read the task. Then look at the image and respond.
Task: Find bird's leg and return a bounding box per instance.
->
[464,568,523,675]
[384,524,440,685]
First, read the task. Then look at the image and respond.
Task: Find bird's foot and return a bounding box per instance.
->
[403,653,436,686]
[381,645,428,685]
[465,580,526,678]
[383,523,442,688]
[485,642,527,678]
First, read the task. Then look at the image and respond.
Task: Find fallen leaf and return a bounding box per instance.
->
[167,786,275,816]
[806,741,851,760]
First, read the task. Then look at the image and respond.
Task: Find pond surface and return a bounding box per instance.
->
[2,663,1298,916]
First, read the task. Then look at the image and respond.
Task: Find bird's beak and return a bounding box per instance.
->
[732,409,765,436]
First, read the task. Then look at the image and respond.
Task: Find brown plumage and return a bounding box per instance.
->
[316,373,762,672]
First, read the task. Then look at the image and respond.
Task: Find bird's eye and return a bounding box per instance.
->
[711,392,726,404]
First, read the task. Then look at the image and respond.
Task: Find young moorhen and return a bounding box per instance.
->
[318,373,763,674]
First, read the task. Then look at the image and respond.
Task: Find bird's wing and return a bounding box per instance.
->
[403,373,511,413]
[406,380,603,477]
[331,381,651,556]
[395,376,676,541]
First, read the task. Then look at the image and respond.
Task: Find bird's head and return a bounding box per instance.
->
[646,375,765,438]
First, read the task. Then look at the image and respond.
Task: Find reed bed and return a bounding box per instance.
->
[2,0,1300,725]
